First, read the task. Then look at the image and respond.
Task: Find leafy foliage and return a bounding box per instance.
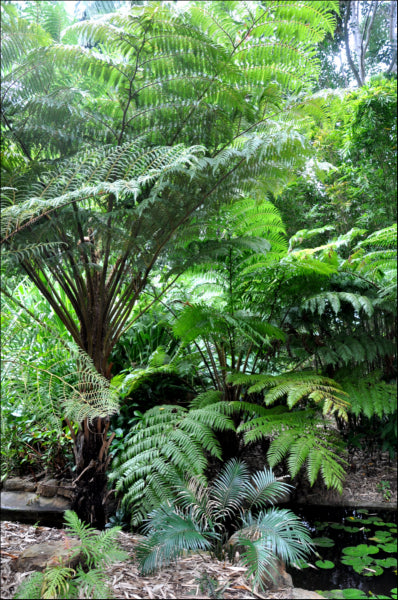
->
[14,510,129,599]
[110,402,235,525]
[135,459,312,592]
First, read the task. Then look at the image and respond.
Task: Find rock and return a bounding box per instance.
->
[260,558,293,590]
[3,478,37,492]
[291,589,324,599]
[15,540,82,572]
[37,479,58,497]
[1,491,71,527]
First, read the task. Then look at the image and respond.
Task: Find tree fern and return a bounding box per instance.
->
[110,403,235,525]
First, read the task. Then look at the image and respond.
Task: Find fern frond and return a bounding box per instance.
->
[238,508,313,589]
[137,503,212,574]
[73,566,114,600]
[209,459,250,519]
[42,566,75,600]
[110,403,234,525]
[268,430,348,492]
[13,572,45,600]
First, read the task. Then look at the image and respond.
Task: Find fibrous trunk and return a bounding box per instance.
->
[70,416,115,528]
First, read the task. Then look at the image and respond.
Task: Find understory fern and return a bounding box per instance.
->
[14,510,129,600]
[227,371,350,418]
[110,403,235,526]
[227,371,349,491]
[135,459,312,592]
[342,375,397,419]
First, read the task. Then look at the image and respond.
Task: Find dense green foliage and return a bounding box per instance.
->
[1,4,396,582]
[14,510,129,599]
[135,459,313,591]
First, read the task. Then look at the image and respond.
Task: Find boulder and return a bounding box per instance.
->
[259,557,293,590]
[15,540,82,572]
[37,479,58,497]
[1,491,71,527]
[3,478,37,493]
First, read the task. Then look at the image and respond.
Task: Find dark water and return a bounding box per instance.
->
[287,505,397,596]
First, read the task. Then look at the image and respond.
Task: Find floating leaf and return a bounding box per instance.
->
[374,557,397,568]
[312,536,335,548]
[341,590,368,599]
[330,523,345,530]
[369,531,393,543]
[316,560,335,569]
[342,544,379,556]
[363,564,384,577]
[340,556,373,567]
[378,542,397,553]
[342,525,361,533]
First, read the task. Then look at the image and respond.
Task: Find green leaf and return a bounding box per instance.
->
[312,537,335,548]
[315,560,335,569]
[378,542,397,553]
[342,544,379,556]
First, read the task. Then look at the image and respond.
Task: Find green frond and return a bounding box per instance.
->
[238,508,313,589]
[302,291,375,317]
[137,503,212,574]
[13,572,46,600]
[237,536,276,591]
[110,403,234,525]
[41,566,75,600]
[340,373,397,420]
[209,459,250,519]
[228,371,349,418]
[268,430,348,492]
[74,566,114,600]
[242,469,293,510]
[1,295,119,425]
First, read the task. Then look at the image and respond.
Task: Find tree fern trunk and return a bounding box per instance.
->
[72,416,114,528]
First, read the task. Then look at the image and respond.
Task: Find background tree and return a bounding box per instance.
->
[1,0,339,526]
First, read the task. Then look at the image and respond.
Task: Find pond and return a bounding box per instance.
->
[287,505,397,599]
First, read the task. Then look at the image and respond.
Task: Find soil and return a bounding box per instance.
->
[1,449,396,599]
[292,448,397,508]
[0,521,293,600]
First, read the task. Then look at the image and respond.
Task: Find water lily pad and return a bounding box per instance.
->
[316,560,335,569]
[341,590,368,599]
[341,556,373,567]
[378,542,397,553]
[369,530,394,543]
[390,588,397,599]
[363,564,384,577]
[342,544,379,556]
[374,557,397,568]
[342,525,361,533]
[312,536,335,547]
[330,523,345,529]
